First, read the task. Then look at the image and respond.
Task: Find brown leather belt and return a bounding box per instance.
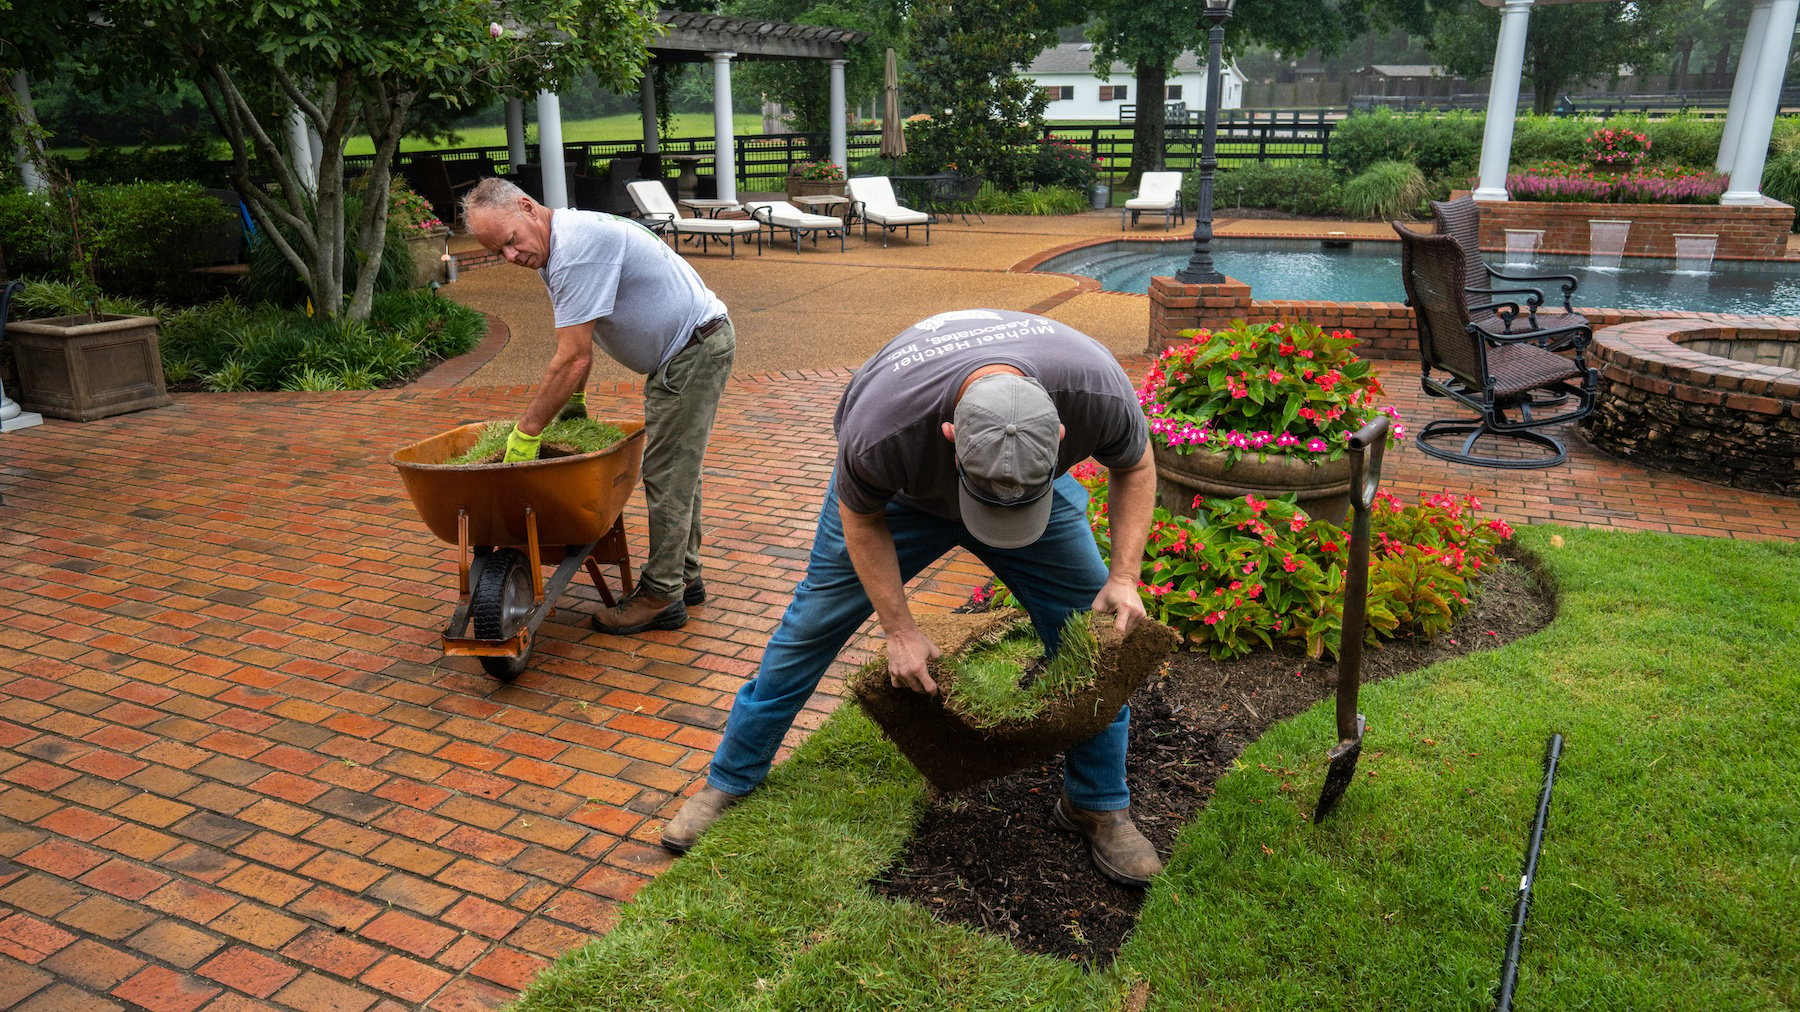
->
[683,315,727,351]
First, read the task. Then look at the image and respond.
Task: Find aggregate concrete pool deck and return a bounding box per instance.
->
[2,207,1796,1011]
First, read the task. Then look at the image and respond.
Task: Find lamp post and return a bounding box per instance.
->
[1176,0,1236,284]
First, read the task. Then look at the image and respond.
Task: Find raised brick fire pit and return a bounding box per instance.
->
[1582,319,1800,495]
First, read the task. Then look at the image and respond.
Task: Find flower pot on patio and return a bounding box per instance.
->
[403,227,452,289]
[4,314,172,422]
[785,175,845,203]
[1153,442,1353,524]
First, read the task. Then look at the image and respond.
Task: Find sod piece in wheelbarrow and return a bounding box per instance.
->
[449,418,626,465]
[850,608,1178,793]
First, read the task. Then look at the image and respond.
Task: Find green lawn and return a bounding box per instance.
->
[346,113,768,155]
[512,525,1799,1012]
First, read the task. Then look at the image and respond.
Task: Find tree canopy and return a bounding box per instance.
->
[1426,0,1681,113]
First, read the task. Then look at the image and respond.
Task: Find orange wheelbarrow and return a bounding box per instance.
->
[390,421,646,680]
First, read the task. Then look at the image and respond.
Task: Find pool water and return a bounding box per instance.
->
[1035,238,1800,316]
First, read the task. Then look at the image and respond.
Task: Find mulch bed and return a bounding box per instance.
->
[870,550,1554,966]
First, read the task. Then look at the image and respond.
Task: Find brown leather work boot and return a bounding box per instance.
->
[1052,793,1163,887]
[591,592,687,635]
[661,785,746,854]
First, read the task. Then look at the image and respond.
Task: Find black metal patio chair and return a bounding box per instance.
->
[1394,221,1598,469]
[1430,195,1587,338]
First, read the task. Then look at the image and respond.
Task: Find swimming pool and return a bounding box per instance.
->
[1034,238,1800,316]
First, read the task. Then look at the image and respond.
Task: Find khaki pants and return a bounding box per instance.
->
[637,317,735,600]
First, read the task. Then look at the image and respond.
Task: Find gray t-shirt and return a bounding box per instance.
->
[833,310,1147,519]
[541,208,728,374]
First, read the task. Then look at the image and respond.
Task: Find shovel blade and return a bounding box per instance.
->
[1313,713,1365,824]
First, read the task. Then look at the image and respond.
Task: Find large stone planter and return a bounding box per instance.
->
[403,227,452,289]
[5,314,171,421]
[784,175,844,203]
[1153,441,1352,523]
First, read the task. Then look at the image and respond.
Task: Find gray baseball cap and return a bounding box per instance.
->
[953,373,1060,549]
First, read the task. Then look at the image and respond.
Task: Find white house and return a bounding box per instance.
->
[1023,43,1246,123]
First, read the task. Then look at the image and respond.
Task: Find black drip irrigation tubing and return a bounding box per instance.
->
[1495,732,1565,1012]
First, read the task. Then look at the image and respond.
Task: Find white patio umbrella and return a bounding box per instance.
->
[879,47,906,171]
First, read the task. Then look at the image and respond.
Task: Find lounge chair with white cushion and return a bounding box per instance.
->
[845,177,931,247]
[742,199,848,253]
[1122,171,1185,231]
[625,180,760,258]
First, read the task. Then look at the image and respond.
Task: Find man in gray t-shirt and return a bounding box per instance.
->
[664,310,1165,888]
[462,178,734,635]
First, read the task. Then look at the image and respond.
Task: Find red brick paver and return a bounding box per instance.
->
[3,220,1797,1009]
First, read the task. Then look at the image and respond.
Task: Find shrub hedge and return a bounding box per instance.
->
[0,181,234,301]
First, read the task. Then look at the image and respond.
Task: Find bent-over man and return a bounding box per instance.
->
[462,178,733,635]
[663,309,1162,886]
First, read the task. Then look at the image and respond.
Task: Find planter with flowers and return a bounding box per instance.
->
[785,159,846,202]
[389,179,451,288]
[1138,320,1404,524]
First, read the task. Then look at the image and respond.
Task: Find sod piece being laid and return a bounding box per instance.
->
[448,418,626,465]
[850,609,1178,793]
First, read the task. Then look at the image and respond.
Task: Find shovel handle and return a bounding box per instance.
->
[1335,415,1390,743]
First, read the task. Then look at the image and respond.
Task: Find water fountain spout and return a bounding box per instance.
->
[1588,219,1631,271]
[1503,229,1544,267]
[1672,234,1719,274]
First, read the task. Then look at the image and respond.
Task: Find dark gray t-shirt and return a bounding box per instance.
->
[833,310,1147,519]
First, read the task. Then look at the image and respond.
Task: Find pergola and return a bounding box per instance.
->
[504,10,869,207]
[1471,0,1799,204]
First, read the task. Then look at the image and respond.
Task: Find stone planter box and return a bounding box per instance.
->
[785,176,844,203]
[5,314,172,421]
[404,227,452,289]
[1469,194,1794,261]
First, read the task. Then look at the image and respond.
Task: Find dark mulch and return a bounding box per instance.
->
[870,550,1555,966]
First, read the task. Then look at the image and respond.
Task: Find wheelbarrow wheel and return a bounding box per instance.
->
[472,548,534,681]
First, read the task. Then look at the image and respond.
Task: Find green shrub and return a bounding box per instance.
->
[1759,151,1800,230]
[1024,139,1101,191]
[1340,160,1429,220]
[9,278,153,320]
[1329,109,1482,179]
[1205,162,1341,216]
[1646,114,1723,168]
[158,289,484,391]
[69,135,228,186]
[1507,115,1590,165]
[242,189,414,309]
[971,185,1087,215]
[0,181,232,301]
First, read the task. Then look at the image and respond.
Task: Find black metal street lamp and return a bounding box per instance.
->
[1176,0,1237,284]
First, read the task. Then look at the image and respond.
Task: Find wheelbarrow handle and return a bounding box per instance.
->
[1346,415,1391,516]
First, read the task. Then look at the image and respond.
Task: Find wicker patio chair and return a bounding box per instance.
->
[1394,220,1598,469]
[1430,195,1586,338]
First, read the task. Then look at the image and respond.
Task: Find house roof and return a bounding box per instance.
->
[1026,43,1210,76]
[1364,64,1446,79]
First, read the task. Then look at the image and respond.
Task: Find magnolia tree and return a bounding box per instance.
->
[93,0,661,320]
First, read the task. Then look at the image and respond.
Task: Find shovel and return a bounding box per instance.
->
[1313,414,1390,824]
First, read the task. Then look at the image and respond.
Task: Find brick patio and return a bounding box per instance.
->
[3,212,1798,1010]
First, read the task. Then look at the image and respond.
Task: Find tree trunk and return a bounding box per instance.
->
[1129,59,1169,185]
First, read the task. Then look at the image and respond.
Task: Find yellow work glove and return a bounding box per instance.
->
[556,391,588,421]
[503,426,542,463]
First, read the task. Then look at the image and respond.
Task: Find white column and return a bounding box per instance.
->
[711,51,738,203]
[7,72,48,193]
[828,59,848,173]
[1722,0,1800,204]
[537,90,569,209]
[1717,0,1774,173]
[640,72,661,156]
[1473,0,1535,201]
[506,99,527,170]
[288,106,317,194]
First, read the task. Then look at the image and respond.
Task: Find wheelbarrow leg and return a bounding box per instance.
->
[1314,415,1390,824]
[582,516,634,606]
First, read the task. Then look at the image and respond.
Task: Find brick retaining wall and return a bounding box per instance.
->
[1581,320,1800,495]
[1472,197,1794,261]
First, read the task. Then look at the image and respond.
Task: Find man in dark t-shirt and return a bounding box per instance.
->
[662,310,1163,887]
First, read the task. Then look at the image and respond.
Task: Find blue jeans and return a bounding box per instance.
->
[706,470,1132,811]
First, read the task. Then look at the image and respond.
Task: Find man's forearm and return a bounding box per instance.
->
[1104,444,1157,585]
[840,505,916,637]
[520,325,594,435]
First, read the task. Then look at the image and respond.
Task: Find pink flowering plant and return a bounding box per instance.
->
[1139,320,1404,468]
[976,467,1514,660]
[790,159,845,182]
[1582,126,1651,169]
[1507,160,1726,204]
[387,178,444,234]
